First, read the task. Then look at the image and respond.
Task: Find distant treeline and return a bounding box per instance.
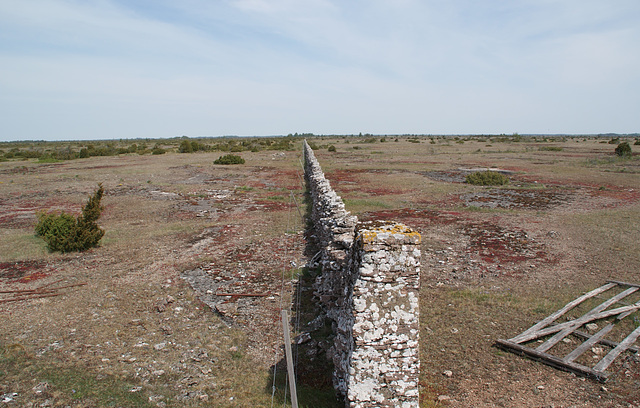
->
[178,136,295,153]
[0,136,300,163]
[0,141,167,162]
[2,133,639,163]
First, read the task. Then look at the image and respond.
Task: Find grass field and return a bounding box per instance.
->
[1,135,639,407]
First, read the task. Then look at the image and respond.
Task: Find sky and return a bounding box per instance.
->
[1,0,639,141]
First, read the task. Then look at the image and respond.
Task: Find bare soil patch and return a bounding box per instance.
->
[461,188,574,210]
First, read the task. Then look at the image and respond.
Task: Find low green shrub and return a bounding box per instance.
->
[615,142,632,157]
[328,145,336,152]
[465,170,509,186]
[214,154,245,165]
[35,185,105,252]
[539,146,563,151]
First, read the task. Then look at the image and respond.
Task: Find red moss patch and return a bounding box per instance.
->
[326,169,369,184]
[588,186,640,205]
[327,169,406,195]
[0,261,47,280]
[362,208,463,228]
[462,222,549,265]
[249,168,301,191]
[249,200,293,212]
[461,188,573,210]
[17,271,49,283]
[0,213,37,229]
[0,198,78,229]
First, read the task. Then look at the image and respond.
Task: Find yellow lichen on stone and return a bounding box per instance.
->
[358,223,421,244]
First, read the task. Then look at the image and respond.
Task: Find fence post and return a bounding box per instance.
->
[281,309,299,408]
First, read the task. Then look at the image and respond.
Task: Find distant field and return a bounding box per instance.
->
[1,135,639,407]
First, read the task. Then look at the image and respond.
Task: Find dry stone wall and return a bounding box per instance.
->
[303,141,420,408]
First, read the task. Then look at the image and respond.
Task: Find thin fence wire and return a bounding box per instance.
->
[273,184,302,408]
[272,160,307,408]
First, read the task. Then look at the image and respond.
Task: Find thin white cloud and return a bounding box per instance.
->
[0,0,639,140]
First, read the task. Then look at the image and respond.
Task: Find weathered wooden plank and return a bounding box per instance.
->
[510,283,617,343]
[0,293,61,303]
[573,330,640,353]
[536,287,638,353]
[495,339,609,382]
[607,280,640,289]
[215,292,270,304]
[564,324,615,363]
[516,302,640,344]
[593,325,640,372]
[281,310,299,408]
[566,307,637,363]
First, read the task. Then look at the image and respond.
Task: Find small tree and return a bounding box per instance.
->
[179,140,193,153]
[465,170,509,186]
[36,184,105,252]
[615,142,632,157]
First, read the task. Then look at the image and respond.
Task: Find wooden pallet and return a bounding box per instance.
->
[496,280,640,382]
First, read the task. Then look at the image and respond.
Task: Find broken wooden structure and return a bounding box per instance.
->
[0,280,87,304]
[496,280,640,382]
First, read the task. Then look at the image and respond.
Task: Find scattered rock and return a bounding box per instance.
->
[443,370,453,377]
[2,393,18,403]
[294,332,312,344]
[155,301,167,313]
[306,314,327,331]
[32,382,49,396]
[215,303,237,317]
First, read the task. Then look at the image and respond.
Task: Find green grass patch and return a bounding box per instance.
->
[41,367,152,407]
[0,343,153,407]
[449,288,518,306]
[538,146,563,151]
[0,233,50,261]
[266,195,287,201]
[37,156,63,163]
[343,198,392,213]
